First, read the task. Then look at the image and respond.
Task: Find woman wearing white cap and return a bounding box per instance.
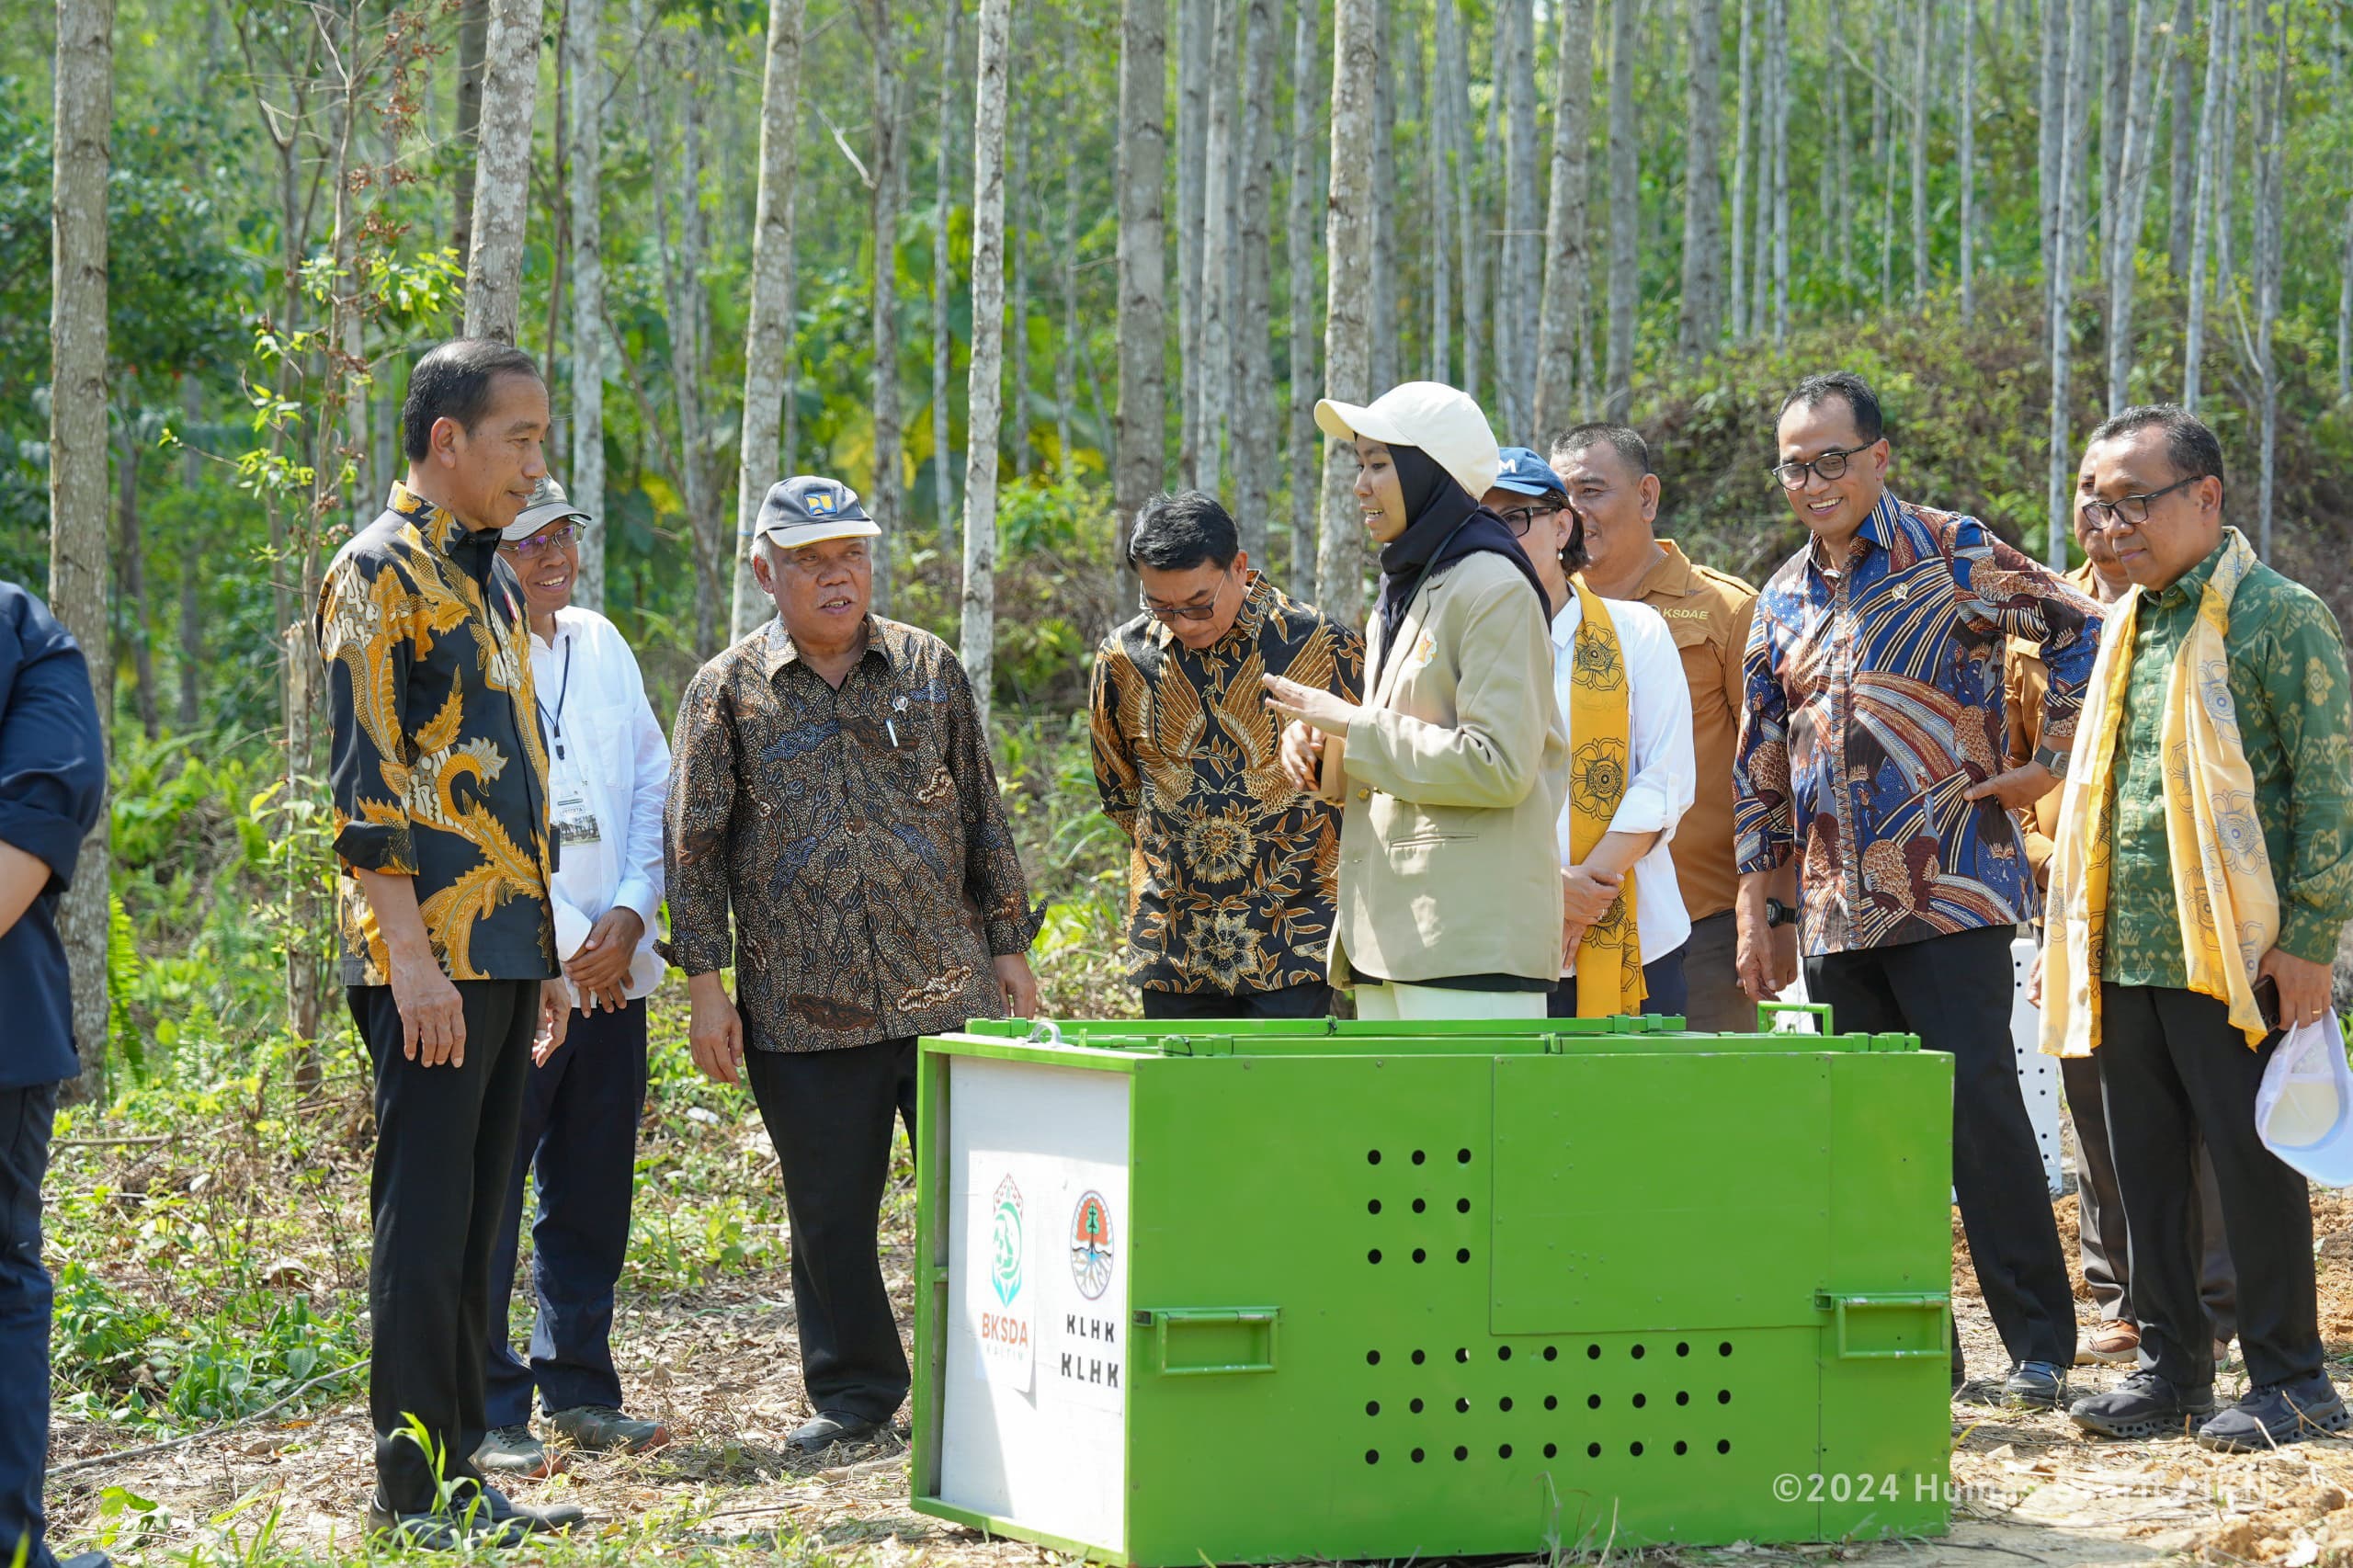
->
[1264,381,1569,1020]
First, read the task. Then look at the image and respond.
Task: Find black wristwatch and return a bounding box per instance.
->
[1765,897,1796,929]
[2032,744,2071,780]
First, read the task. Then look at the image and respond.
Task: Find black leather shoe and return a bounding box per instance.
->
[1995,1360,2067,1410]
[477,1483,585,1534]
[2069,1369,2217,1438]
[788,1411,885,1453]
[363,1495,523,1551]
[2197,1375,2352,1452]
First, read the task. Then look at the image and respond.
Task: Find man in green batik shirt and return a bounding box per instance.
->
[2051,406,2353,1453]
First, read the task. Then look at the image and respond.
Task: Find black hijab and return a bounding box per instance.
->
[1370,443,1552,687]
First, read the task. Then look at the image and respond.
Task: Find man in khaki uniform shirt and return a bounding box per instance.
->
[1553,423,1763,1030]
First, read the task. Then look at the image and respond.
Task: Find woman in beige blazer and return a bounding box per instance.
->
[1264,382,1569,1020]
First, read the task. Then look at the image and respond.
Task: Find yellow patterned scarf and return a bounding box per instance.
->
[1568,582,1646,1017]
[2041,528,2279,1057]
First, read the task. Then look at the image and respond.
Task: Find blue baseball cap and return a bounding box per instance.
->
[1491,447,1567,500]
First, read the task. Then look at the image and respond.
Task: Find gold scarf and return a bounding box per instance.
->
[1568,582,1646,1017]
[2042,528,2279,1057]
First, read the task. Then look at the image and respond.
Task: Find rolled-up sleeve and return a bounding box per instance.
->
[315,552,420,875]
[663,664,740,974]
[945,655,1044,956]
[0,590,106,889]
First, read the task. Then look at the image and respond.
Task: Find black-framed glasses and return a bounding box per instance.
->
[1495,502,1563,539]
[1768,443,1876,491]
[1140,573,1233,625]
[2077,474,2201,530]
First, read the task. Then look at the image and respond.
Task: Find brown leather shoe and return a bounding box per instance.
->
[2082,1321,2141,1365]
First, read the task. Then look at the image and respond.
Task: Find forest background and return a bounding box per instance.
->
[8,0,2353,1546]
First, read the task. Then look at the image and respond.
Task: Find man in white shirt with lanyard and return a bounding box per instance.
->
[1482,448,1698,1016]
[476,478,674,1474]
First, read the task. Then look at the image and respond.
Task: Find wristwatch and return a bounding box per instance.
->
[1764,897,1796,929]
[2031,744,2071,780]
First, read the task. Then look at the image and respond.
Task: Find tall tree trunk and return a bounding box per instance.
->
[1007,102,1032,477]
[1830,0,1851,286]
[1750,3,1774,337]
[1729,0,1752,338]
[868,5,904,616]
[1534,0,1592,438]
[2097,0,2130,298]
[1440,0,1480,411]
[1960,0,1977,321]
[1198,0,1240,496]
[570,0,608,613]
[1057,131,1078,477]
[2248,0,2284,559]
[1176,0,1210,486]
[2046,0,2092,569]
[2105,0,2164,412]
[462,0,544,343]
[2181,0,2225,406]
[1233,0,1279,560]
[1115,0,1167,606]
[1876,30,1895,311]
[1767,0,1789,338]
[931,0,962,551]
[115,401,158,742]
[453,0,488,256]
[1369,0,1398,396]
[2337,194,2353,406]
[2211,0,2236,294]
[679,38,720,652]
[732,0,806,642]
[964,0,1012,732]
[176,373,201,728]
[1429,0,1460,385]
[1910,0,1930,306]
[1499,0,1539,432]
[1679,0,1724,360]
[51,0,113,1105]
[1319,0,1376,620]
[1603,0,1637,418]
[2164,0,2196,277]
[1286,0,1323,577]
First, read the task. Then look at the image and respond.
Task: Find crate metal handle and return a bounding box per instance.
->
[1144,1307,1280,1375]
[1024,1017,1065,1046]
[1759,1001,1835,1035]
[1814,1291,1950,1359]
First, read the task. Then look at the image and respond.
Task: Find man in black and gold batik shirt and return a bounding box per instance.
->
[1090,490,1365,1018]
[315,340,581,1548]
[665,475,1042,1457]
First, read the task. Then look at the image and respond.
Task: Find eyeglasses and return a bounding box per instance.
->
[1768,443,1876,491]
[2076,474,2201,530]
[1139,573,1234,625]
[499,521,582,558]
[1495,503,1563,539]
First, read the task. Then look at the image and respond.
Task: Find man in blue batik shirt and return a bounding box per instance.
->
[1733,373,2104,1414]
[0,580,108,1568]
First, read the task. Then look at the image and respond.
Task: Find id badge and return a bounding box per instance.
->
[551,780,603,847]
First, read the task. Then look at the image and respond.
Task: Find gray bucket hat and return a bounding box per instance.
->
[500,475,594,541]
[756,475,881,550]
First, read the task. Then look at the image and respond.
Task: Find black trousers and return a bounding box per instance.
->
[351,979,537,1511]
[1548,944,1690,1019]
[744,1038,918,1424]
[2059,1051,2236,1337]
[0,1083,59,1568]
[2097,983,2318,1388]
[485,997,649,1426]
[1805,926,2077,1369]
[1680,911,1754,1032]
[1140,981,1333,1020]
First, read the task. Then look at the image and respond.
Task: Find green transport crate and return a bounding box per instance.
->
[910,1007,1954,1565]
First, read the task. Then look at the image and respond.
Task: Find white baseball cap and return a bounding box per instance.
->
[1314,381,1504,505]
[2256,1013,2353,1187]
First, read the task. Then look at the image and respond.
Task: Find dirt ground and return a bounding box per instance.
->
[46,1165,2353,1566]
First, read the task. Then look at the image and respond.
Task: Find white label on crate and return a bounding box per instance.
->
[1048,1188,1125,1410]
[942,1054,1131,1553]
[970,1169,1037,1391]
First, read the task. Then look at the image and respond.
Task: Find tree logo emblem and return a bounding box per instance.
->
[1069,1190,1114,1301]
[990,1175,1025,1307]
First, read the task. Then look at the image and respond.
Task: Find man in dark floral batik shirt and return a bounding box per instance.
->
[665,475,1042,1457]
[1733,371,2102,1415]
[1089,490,1365,1018]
